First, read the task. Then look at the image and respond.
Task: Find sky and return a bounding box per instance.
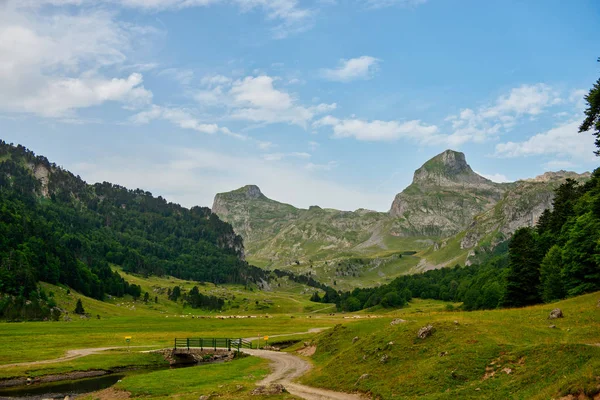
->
[1,0,599,211]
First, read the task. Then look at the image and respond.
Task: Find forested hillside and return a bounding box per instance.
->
[0,141,266,318]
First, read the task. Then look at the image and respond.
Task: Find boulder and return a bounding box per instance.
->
[352,336,359,343]
[390,318,406,326]
[548,308,563,319]
[379,354,389,364]
[417,324,434,339]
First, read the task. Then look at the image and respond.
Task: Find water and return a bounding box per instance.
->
[0,374,125,400]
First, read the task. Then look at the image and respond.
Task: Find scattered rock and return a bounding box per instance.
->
[303,342,310,347]
[390,318,406,326]
[352,336,360,344]
[597,299,600,308]
[380,354,389,364]
[453,320,459,325]
[548,308,563,319]
[198,396,211,400]
[355,374,370,386]
[263,345,280,351]
[251,384,286,395]
[417,324,434,339]
[362,354,367,361]
[439,351,448,357]
[502,367,512,375]
[548,325,557,329]
[475,388,481,391]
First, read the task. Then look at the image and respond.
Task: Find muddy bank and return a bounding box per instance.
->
[0,370,110,389]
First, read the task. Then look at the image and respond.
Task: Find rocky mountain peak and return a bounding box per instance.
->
[412,149,488,185]
[240,184,264,199]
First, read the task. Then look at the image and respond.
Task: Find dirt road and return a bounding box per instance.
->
[243,349,366,400]
[0,346,152,369]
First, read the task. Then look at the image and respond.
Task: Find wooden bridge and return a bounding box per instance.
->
[173,338,253,352]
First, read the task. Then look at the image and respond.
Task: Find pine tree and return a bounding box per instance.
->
[74,299,85,315]
[539,245,566,302]
[502,227,541,307]
[309,291,321,302]
[579,57,600,155]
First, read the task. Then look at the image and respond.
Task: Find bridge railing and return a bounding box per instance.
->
[173,338,253,351]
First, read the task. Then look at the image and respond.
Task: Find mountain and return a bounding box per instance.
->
[0,140,265,305]
[388,150,505,237]
[212,150,590,286]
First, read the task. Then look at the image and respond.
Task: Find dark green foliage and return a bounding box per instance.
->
[184,286,224,310]
[540,245,566,302]
[0,140,267,312]
[74,299,85,315]
[579,58,600,155]
[169,286,181,302]
[310,291,321,302]
[502,227,541,307]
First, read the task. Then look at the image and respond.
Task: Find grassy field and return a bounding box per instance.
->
[299,292,600,399]
[3,268,600,400]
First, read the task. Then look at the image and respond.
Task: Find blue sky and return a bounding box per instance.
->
[1,0,599,211]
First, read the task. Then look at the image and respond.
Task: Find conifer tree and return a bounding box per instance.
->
[502,227,541,307]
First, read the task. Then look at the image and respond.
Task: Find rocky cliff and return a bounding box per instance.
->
[212,150,590,282]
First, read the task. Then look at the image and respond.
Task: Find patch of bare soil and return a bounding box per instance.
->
[297,346,316,357]
[85,387,131,400]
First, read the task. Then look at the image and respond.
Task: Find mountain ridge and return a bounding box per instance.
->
[211,149,590,286]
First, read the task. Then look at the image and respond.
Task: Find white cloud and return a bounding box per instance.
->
[0,4,154,117]
[320,56,380,82]
[20,0,314,39]
[314,115,440,142]
[446,84,564,146]
[71,147,392,211]
[196,74,336,127]
[494,120,597,162]
[131,105,220,134]
[475,171,510,183]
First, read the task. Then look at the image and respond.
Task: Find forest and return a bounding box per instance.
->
[0,142,266,318]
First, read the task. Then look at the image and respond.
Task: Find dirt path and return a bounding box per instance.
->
[0,346,153,369]
[242,349,366,400]
[243,328,328,342]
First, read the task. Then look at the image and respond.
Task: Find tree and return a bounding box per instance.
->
[579,57,600,155]
[539,245,566,302]
[502,227,541,307]
[143,292,149,303]
[74,299,85,315]
[310,291,321,302]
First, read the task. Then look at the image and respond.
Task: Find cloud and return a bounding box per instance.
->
[157,68,194,85]
[445,84,564,146]
[320,56,380,82]
[71,146,392,211]
[196,74,336,127]
[0,4,155,117]
[257,141,275,150]
[314,115,440,142]
[475,171,510,183]
[19,0,314,39]
[543,160,576,170]
[494,120,597,162]
[131,105,223,134]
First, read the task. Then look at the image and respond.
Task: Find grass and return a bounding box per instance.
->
[300,292,600,399]
[80,356,297,400]
[0,350,168,380]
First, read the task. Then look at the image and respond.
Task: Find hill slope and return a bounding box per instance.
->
[212,150,590,285]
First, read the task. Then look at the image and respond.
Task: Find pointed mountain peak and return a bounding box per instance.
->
[412,149,490,185]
